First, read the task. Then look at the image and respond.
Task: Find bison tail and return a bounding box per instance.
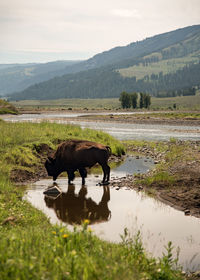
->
[106,146,112,156]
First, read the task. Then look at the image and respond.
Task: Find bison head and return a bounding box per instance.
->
[45,157,60,181]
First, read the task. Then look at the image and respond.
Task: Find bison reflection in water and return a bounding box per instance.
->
[45,140,111,185]
[44,184,111,225]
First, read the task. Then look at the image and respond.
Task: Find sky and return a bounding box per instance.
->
[0,0,200,64]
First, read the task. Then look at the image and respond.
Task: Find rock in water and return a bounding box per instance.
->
[43,185,62,195]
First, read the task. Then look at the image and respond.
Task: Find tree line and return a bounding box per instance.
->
[119,92,151,109]
[156,87,196,98]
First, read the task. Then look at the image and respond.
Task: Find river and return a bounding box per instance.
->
[2,112,200,141]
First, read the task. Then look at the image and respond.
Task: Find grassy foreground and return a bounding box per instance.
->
[0,121,184,279]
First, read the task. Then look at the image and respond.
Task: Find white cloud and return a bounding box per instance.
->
[0,0,200,63]
[111,9,141,19]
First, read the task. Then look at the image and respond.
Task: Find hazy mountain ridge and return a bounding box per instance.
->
[8,25,200,100]
[0,60,81,95]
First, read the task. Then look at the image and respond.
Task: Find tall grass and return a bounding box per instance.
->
[0,195,184,280]
[0,121,124,156]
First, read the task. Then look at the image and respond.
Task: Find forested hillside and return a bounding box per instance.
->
[0,60,80,95]
[9,62,200,100]
[9,25,200,100]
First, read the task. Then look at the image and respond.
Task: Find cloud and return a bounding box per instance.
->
[111,9,141,19]
[0,0,200,63]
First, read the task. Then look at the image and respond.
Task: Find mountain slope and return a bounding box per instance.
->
[61,25,200,74]
[119,31,200,79]
[0,60,80,95]
[9,25,200,100]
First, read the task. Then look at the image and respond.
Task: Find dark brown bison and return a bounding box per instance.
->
[45,139,111,185]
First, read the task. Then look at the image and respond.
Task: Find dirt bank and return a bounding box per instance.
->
[110,140,200,219]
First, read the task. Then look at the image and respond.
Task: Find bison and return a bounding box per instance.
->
[45,139,111,185]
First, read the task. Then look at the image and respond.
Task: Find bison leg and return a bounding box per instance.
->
[101,164,110,183]
[67,170,75,184]
[79,168,87,185]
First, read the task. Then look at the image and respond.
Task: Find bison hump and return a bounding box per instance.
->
[75,143,105,151]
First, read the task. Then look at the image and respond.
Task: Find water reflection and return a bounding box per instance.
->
[44,184,111,225]
[25,156,200,271]
[26,177,200,271]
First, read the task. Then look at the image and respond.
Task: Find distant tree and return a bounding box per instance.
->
[139,93,144,108]
[119,91,131,108]
[144,94,151,108]
[130,92,138,108]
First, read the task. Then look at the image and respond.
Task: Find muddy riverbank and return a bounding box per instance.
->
[112,141,200,219]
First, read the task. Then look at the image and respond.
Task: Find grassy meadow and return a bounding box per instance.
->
[118,55,199,79]
[12,98,121,111]
[0,120,185,279]
[11,93,200,111]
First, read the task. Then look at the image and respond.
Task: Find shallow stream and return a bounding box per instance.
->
[25,156,200,271]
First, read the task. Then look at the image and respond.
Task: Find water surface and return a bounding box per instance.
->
[2,112,200,141]
[25,156,200,271]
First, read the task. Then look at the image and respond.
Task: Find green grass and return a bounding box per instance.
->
[12,98,121,110]
[0,121,125,179]
[0,99,18,115]
[0,122,185,279]
[125,139,196,188]
[140,171,176,187]
[118,45,200,79]
[0,197,184,280]
[151,94,200,110]
[118,55,199,79]
[11,94,200,111]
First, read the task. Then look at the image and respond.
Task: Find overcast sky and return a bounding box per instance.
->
[0,0,200,63]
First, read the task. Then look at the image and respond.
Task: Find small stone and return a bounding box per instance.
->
[43,185,61,195]
[2,216,17,225]
[184,209,190,215]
